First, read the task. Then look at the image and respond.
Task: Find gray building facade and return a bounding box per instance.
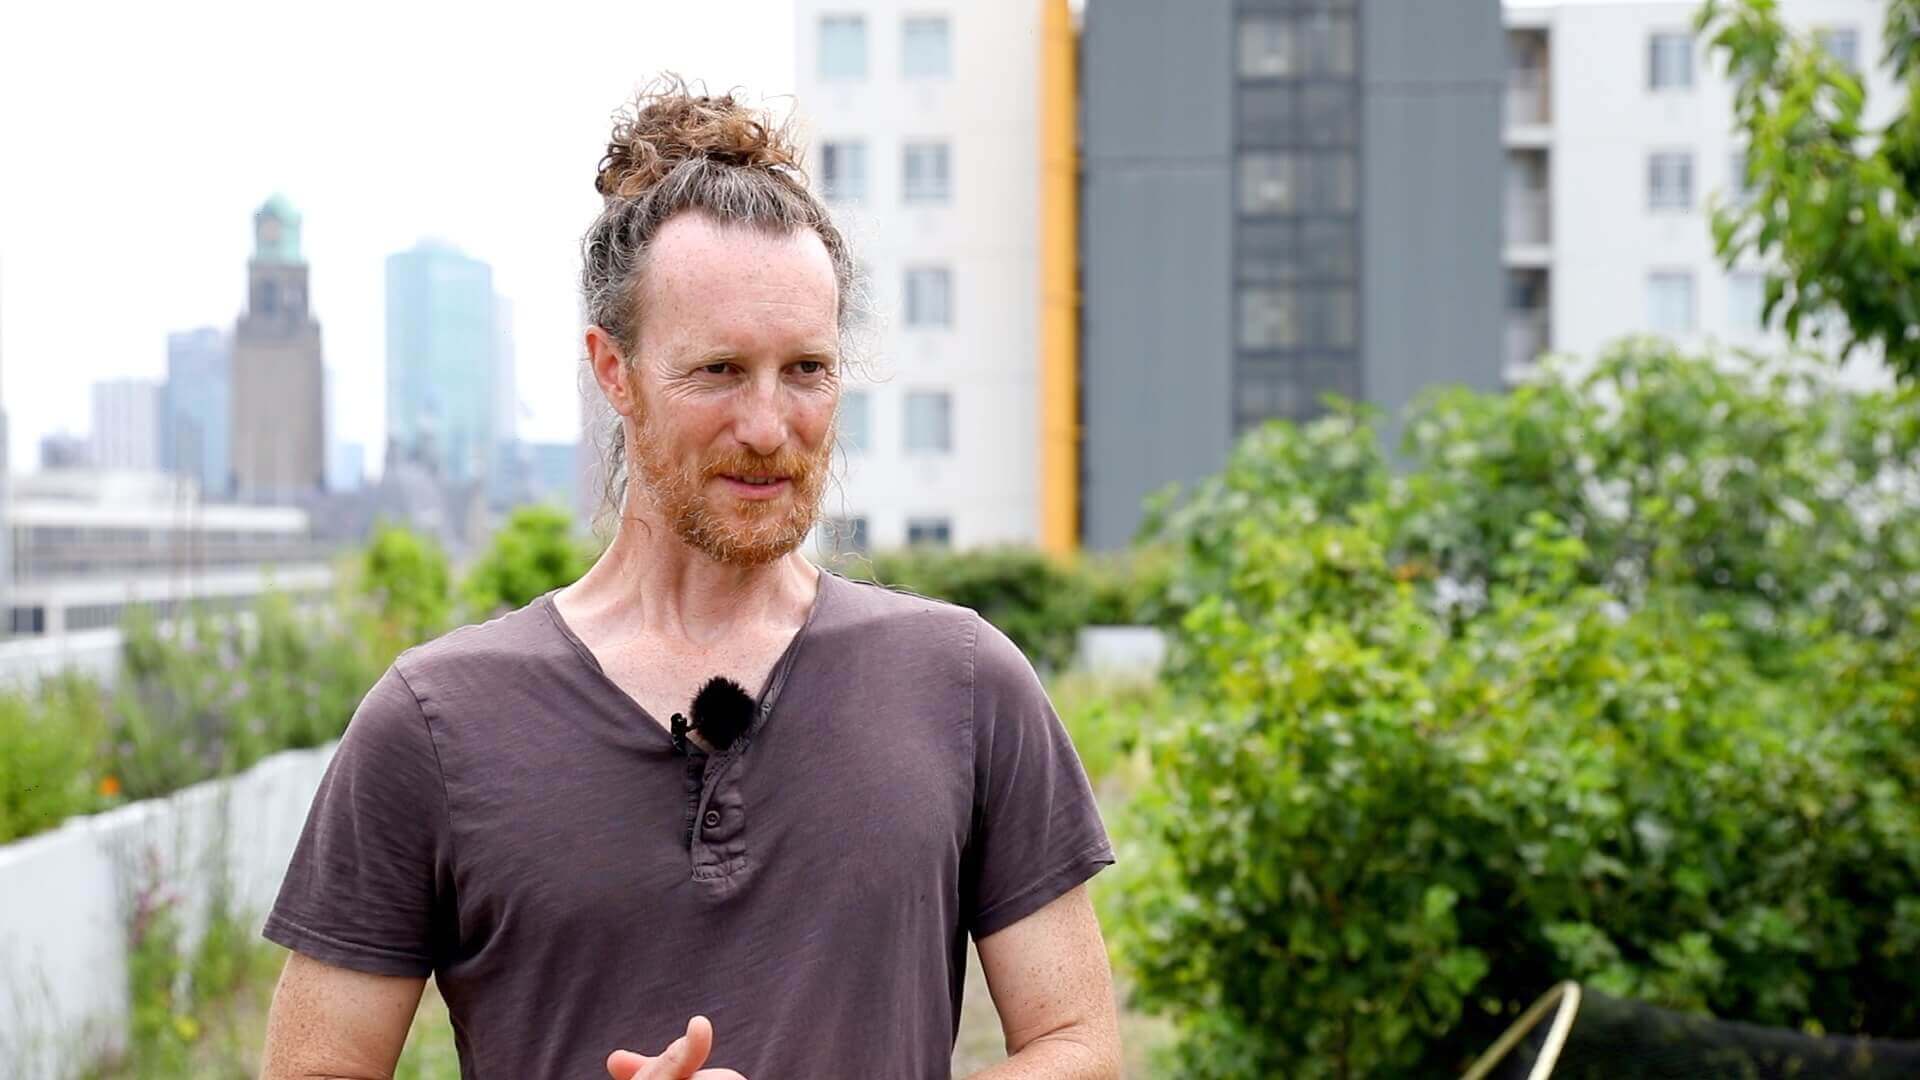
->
[1081,0,1502,549]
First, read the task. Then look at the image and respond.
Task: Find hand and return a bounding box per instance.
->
[605,1015,749,1080]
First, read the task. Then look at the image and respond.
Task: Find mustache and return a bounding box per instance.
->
[699,444,828,483]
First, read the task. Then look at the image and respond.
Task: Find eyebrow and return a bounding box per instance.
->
[689,346,840,365]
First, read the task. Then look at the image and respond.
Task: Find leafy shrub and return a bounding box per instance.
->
[362,521,454,660]
[462,504,594,618]
[846,544,1172,673]
[1114,345,1920,1077]
[1047,671,1172,794]
[849,546,1095,673]
[0,673,106,843]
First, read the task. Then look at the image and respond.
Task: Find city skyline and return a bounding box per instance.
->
[0,0,798,479]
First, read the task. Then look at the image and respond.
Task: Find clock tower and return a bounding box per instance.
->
[230,194,326,502]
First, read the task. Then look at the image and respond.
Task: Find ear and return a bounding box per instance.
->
[586,325,640,420]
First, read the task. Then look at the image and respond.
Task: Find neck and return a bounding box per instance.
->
[560,484,821,649]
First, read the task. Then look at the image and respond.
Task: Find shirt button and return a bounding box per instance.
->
[703,810,722,829]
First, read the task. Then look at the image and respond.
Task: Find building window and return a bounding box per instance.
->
[902,141,951,203]
[907,517,952,547]
[820,140,867,201]
[904,391,952,453]
[839,390,870,452]
[1301,84,1358,145]
[1238,13,1353,79]
[903,267,953,327]
[1239,16,1298,77]
[819,15,867,80]
[1307,286,1357,348]
[1240,288,1298,348]
[1816,27,1860,72]
[1727,271,1767,333]
[1301,11,1356,76]
[902,15,951,78]
[1242,287,1355,349]
[1240,84,1297,136]
[1240,152,1356,215]
[1648,151,1693,210]
[1649,32,1693,90]
[1728,149,1756,207]
[1648,271,1695,335]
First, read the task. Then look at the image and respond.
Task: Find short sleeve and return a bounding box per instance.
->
[262,662,455,977]
[963,616,1116,939]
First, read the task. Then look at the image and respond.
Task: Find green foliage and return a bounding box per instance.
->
[107,609,224,801]
[1047,671,1173,794]
[1,526,456,845]
[461,504,594,618]
[1698,0,1920,381]
[0,674,107,843]
[124,879,194,1077]
[362,520,454,657]
[1393,343,1920,659]
[851,546,1083,673]
[85,869,286,1080]
[1114,345,1920,1077]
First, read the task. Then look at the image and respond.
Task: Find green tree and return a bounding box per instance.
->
[461,504,594,618]
[1112,343,1920,1077]
[361,522,454,658]
[1698,0,1920,381]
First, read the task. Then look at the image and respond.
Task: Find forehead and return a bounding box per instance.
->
[638,213,840,353]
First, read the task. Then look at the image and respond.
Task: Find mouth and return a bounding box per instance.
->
[719,474,792,498]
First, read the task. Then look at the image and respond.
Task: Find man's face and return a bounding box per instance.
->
[621,213,842,568]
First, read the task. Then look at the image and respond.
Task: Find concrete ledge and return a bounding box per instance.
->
[0,742,337,1079]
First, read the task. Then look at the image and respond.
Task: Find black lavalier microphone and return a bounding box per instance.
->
[670,676,757,754]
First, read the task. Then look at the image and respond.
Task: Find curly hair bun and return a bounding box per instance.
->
[595,76,801,200]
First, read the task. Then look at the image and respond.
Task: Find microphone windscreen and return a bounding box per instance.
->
[690,676,756,752]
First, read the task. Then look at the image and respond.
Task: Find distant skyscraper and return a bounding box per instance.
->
[163,327,231,497]
[386,240,496,487]
[522,441,579,512]
[231,194,326,501]
[40,433,90,470]
[90,378,163,471]
[493,294,517,450]
[329,441,365,493]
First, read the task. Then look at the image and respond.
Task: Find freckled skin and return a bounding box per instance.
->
[621,214,845,571]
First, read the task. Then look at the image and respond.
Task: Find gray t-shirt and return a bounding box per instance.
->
[263,568,1114,1079]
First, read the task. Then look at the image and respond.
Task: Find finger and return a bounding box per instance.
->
[607,1049,647,1080]
[657,1015,713,1075]
[606,1015,716,1080]
[607,1049,650,1080]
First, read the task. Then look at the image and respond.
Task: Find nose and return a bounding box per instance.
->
[734,372,788,457]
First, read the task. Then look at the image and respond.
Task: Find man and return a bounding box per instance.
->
[258,83,1121,1079]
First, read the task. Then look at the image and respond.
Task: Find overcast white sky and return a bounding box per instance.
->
[0,0,798,476]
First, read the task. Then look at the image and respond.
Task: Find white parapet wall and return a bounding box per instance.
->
[1076,625,1169,678]
[0,742,338,1079]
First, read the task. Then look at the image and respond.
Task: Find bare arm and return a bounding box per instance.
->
[259,951,427,1080]
[964,885,1123,1080]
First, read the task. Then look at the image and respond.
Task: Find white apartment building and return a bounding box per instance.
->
[794,0,1049,555]
[1503,0,1899,378]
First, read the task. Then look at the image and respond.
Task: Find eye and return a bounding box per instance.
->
[795,360,827,375]
[701,362,733,376]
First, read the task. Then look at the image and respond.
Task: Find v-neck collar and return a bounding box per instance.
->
[539,566,840,753]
